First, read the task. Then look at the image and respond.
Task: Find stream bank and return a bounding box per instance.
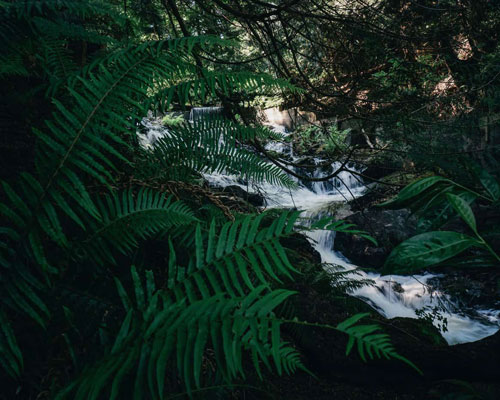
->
[237,232,500,399]
[140,113,500,346]
[141,113,500,397]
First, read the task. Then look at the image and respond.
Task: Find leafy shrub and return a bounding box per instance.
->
[382,170,500,274]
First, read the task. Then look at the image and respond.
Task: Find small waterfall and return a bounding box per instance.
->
[189,106,223,122]
[302,204,500,345]
[137,116,170,149]
[205,122,500,345]
[204,158,365,210]
[139,117,500,344]
[264,124,294,157]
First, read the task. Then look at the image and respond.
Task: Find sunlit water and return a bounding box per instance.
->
[139,114,500,345]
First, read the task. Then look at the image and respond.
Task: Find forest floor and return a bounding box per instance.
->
[213,187,500,400]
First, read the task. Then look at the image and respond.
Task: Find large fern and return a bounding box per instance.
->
[78,189,197,264]
[56,270,302,399]
[0,32,301,384]
[55,211,307,398]
[1,37,237,267]
[141,115,295,186]
[51,211,418,398]
[0,4,419,396]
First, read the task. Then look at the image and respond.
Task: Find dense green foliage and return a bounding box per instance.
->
[1,1,499,399]
[382,171,500,273]
[0,1,424,398]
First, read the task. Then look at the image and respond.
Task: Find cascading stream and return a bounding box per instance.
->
[303,208,500,345]
[139,114,500,345]
[189,106,223,122]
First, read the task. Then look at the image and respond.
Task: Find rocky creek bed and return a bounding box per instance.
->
[141,115,500,398]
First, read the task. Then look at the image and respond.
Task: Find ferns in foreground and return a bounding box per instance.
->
[58,272,302,399]
[0,33,293,327]
[1,5,418,396]
[1,36,224,333]
[2,203,419,396]
[55,213,419,399]
[140,115,295,186]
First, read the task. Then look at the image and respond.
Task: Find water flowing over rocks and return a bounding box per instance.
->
[140,115,500,346]
[189,106,224,121]
[277,233,500,393]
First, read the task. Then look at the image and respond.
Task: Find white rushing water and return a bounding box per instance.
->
[206,124,366,209]
[139,114,500,345]
[305,211,500,345]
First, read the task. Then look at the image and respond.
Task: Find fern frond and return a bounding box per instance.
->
[0,39,231,376]
[56,267,303,399]
[0,258,49,377]
[0,52,29,77]
[79,189,196,263]
[144,117,295,187]
[0,310,23,379]
[162,211,302,303]
[36,35,77,85]
[336,313,422,374]
[275,313,421,375]
[1,37,215,262]
[154,71,301,111]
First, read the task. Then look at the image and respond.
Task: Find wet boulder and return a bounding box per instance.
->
[281,232,322,265]
[221,185,265,207]
[334,208,418,269]
[428,269,500,311]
